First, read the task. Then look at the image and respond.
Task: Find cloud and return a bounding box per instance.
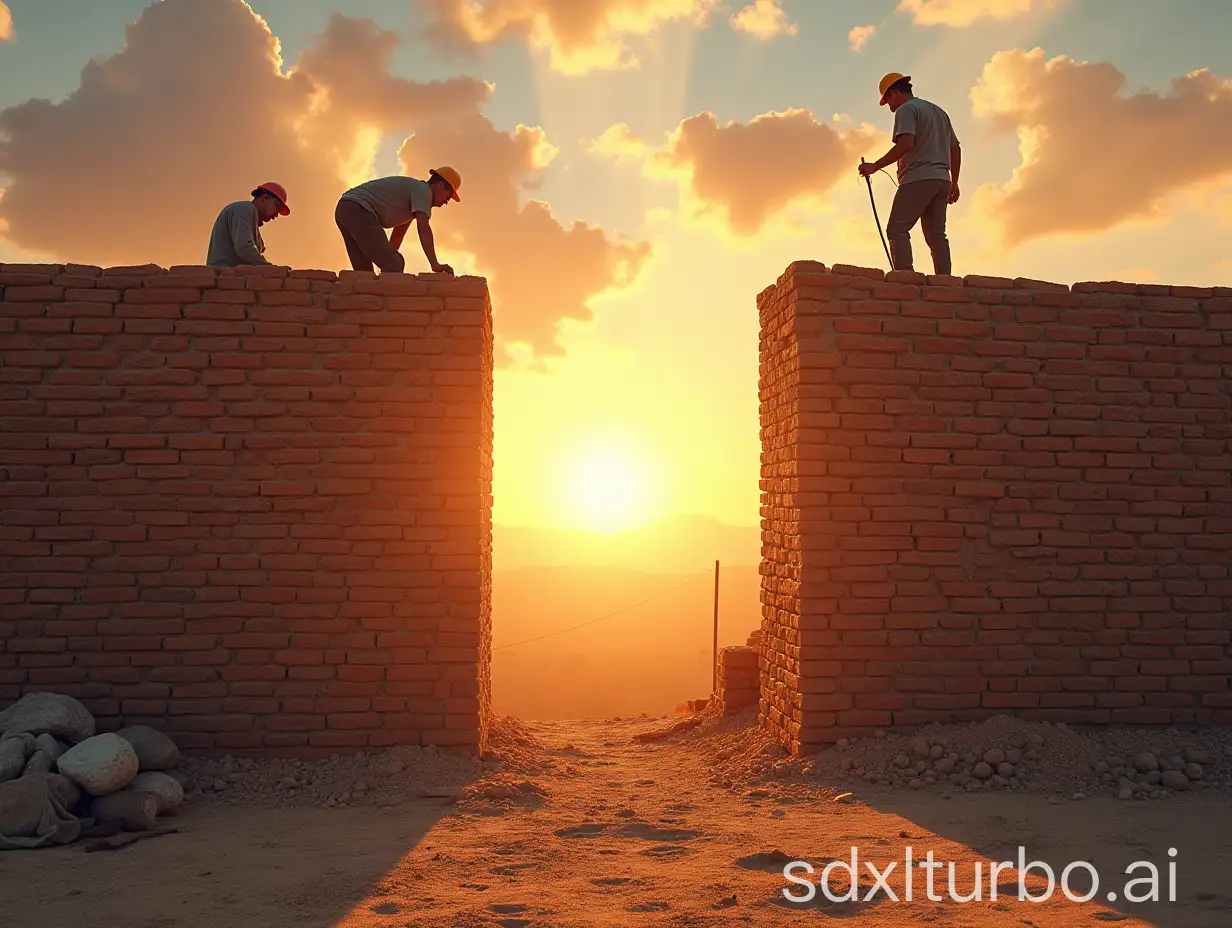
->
[730,0,797,39]
[896,0,1049,27]
[0,0,647,360]
[0,2,12,42]
[969,48,1232,245]
[398,113,652,356]
[848,23,876,51]
[593,109,880,235]
[415,0,720,75]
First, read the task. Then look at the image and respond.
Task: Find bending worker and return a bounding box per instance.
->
[859,73,961,276]
[334,167,461,275]
[206,182,289,267]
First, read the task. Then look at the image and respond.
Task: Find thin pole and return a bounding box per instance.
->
[712,559,720,695]
[861,157,893,269]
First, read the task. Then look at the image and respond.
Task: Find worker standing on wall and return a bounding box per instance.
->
[334,167,461,275]
[858,74,961,276]
[205,182,290,268]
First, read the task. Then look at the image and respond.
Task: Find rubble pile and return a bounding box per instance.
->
[0,693,186,850]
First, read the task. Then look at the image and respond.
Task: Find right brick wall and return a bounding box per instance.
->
[758,260,1232,755]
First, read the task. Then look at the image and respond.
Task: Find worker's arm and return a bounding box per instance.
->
[228,206,272,266]
[389,221,411,251]
[414,212,453,275]
[869,134,914,172]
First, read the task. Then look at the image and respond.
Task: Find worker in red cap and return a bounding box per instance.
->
[859,73,961,275]
[206,182,290,268]
[334,167,461,275]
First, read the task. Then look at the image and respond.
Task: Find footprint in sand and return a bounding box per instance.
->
[627,901,670,912]
[496,920,532,928]
[369,902,400,915]
[554,823,609,838]
[735,851,818,872]
[615,822,699,842]
[641,844,689,858]
[490,903,528,914]
[591,877,633,886]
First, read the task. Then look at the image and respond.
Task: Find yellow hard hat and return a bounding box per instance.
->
[879,72,910,105]
[430,166,462,201]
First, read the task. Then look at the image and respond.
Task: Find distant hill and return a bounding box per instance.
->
[492,513,761,574]
[491,563,763,720]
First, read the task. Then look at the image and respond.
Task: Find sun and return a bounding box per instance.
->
[563,444,653,532]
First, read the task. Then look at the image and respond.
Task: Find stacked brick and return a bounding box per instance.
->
[758,260,1232,755]
[0,262,493,757]
[717,646,760,714]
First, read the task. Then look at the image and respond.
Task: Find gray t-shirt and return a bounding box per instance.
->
[206,201,271,267]
[339,176,433,229]
[891,97,959,185]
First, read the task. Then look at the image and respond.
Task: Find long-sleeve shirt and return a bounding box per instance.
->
[206,201,272,267]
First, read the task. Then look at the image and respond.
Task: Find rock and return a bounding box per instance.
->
[1006,749,1023,765]
[983,749,1006,766]
[1184,747,1210,765]
[89,790,159,832]
[893,753,910,769]
[1072,792,1086,801]
[936,757,956,774]
[1118,786,1133,801]
[1028,734,1044,747]
[997,762,1015,779]
[115,725,180,771]
[1134,752,1158,773]
[911,739,931,759]
[0,693,95,744]
[1146,770,1162,785]
[973,762,992,780]
[22,751,53,776]
[1186,763,1203,781]
[4,732,36,759]
[909,778,923,790]
[0,739,26,783]
[130,772,184,813]
[33,734,63,762]
[56,733,139,796]
[1161,770,1189,792]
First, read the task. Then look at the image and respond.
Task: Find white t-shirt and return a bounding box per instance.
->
[340,176,433,228]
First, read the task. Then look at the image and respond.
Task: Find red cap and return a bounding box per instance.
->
[252,181,290,216]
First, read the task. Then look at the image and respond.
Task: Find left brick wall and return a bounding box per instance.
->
[0,262,493,757]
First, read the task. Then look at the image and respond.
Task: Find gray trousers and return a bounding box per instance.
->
[335,199,405,273]
[886,178,952,276]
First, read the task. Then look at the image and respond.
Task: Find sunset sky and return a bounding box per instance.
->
[1,0,1230,532]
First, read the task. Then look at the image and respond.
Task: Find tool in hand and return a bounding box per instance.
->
[861,157,893,270]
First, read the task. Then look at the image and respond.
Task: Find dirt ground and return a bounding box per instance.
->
[2,714,1230,927]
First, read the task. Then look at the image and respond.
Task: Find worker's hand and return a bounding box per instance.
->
[948,182,961,204]
[432,263,454,276]
[858,162,877,177]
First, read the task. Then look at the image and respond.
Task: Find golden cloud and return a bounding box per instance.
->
[0,0,648,359]
[896,0,1049,28]
[970,48,1232,245]
[594,109,880,235]
[416,0,720,74]
[0,3,12,42]
[848,23,876,51]
[730,0,797,39]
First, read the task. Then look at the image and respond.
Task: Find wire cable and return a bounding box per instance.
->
[491,567,714,652]
[861,157,894,269]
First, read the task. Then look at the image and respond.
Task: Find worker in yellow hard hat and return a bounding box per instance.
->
[858,73,961,275]
[334,167,461,275]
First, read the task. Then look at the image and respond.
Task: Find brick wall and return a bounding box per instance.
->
[759,260,1232,755]
[0,262,493,756]
[717,645,759,715]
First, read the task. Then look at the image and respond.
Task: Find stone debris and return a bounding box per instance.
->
[0,694,187,850]
[677,704,1232,804]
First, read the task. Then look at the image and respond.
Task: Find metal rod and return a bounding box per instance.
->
[861,157,893,269]
[712,559,720,695]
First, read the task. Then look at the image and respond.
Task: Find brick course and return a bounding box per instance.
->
[0,262,493,756]
[758,260,1232,754]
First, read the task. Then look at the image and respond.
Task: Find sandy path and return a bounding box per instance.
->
[1,717,1229,927]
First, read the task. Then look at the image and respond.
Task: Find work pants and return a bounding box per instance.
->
[334,199,405,274]
[885,178,952,276]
